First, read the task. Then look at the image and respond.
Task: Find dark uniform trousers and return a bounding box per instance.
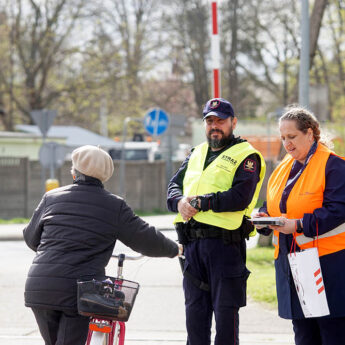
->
[32,308,89,345]
[293,317,345,345]
[183,237,249,345]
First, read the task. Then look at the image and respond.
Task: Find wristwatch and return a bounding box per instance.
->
[296,219,303,233]
[189,197,201,211]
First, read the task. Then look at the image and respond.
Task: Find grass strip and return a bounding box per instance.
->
[247,246,277,307]
[0,218,29,224]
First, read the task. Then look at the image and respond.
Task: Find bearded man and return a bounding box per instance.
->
[167,98,266,345]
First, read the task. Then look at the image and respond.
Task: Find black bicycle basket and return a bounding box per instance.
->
[77,277,140,321]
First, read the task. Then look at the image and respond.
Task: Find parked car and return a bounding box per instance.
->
[108,141,162,162]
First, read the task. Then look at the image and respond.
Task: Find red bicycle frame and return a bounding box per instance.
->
[84,253,142,345]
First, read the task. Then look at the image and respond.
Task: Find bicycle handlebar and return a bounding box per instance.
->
[112,253,145,278]
[111,253,145,261]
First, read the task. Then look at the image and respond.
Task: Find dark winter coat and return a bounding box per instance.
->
[23,177,178,312]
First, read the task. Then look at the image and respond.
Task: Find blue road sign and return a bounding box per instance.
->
[144,108,169,136]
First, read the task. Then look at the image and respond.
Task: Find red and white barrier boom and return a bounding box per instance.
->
[211,1,221,98]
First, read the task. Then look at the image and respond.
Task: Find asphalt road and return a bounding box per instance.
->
[0,229,294,345]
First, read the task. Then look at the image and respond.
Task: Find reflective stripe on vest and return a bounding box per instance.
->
[296,222,345,246]
[267,143,345,258]
[174,141,266,230]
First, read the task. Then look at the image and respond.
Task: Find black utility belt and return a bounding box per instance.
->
[187,227,242,243]
[175,219,252,245]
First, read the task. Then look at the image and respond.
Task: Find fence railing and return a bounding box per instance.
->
[0,157,272,220]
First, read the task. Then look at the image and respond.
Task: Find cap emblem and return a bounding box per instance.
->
[210,100,220,109]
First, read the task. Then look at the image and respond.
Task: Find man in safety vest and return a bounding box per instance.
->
[167,98,266,345]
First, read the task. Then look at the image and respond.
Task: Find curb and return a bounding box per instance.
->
[0,224,24,241]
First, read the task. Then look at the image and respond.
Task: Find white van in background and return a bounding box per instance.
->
[108,141,162,162]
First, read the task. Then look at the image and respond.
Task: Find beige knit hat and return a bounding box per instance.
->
[71,145,114,182]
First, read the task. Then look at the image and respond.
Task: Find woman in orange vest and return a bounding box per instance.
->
[254,106,345,345]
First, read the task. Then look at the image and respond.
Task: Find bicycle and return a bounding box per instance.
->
[77,253,143,345]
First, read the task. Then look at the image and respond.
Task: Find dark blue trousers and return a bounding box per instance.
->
[183,238,249,345]
[293,317,345,345]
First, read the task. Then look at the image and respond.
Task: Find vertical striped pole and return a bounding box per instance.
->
[299,0,310,108]
[211,1,221,98]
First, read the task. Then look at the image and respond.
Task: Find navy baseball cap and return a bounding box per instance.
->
[203,98,235,119]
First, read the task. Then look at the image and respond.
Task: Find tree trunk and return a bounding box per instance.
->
[310,0,328,68]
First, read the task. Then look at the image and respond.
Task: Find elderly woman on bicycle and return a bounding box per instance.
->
[23,145,182,345]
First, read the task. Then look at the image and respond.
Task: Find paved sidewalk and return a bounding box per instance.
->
[0,223,25,240]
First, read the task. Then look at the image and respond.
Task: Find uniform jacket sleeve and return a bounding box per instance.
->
[303,155,345,237]
[257,201,273,236]
[166,153,191,213]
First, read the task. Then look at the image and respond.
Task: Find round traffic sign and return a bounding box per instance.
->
[144,108,169,136]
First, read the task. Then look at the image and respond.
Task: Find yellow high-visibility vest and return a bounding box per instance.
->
[174,141,266,231]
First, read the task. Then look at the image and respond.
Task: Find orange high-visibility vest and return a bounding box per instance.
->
[267,143,345,259]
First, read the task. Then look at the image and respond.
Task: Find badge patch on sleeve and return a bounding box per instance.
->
[243,158,256,172]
